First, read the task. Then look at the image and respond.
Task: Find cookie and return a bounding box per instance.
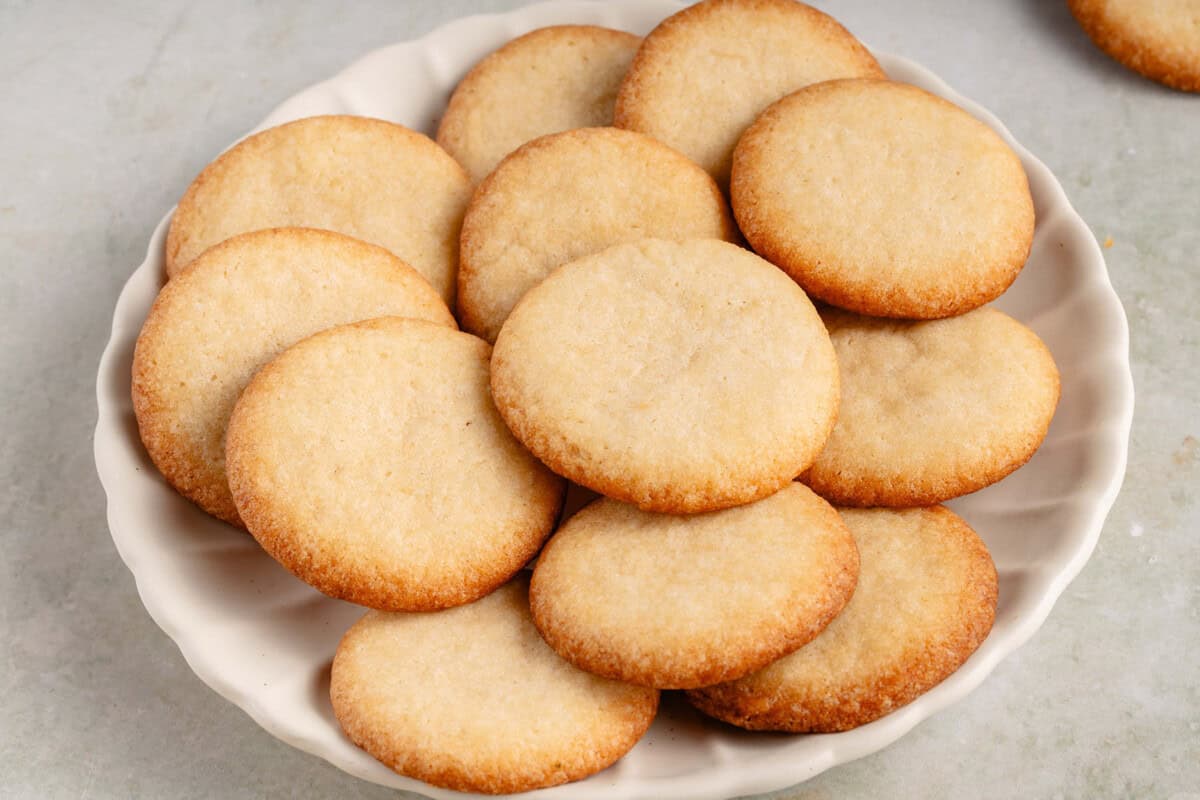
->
[613,0,883,186]
[437,25,642,183]
[131,228,455,527]
[331,576,658,794]
[491,238,839,514]
[530,484,858,689]
[804,307,1060,507]
[687,506,997,732]
[225,317,564,610]
[732,78,1035,319]
[165,115,471,304]
[458,127,735,342]
[1068,0,1200,92]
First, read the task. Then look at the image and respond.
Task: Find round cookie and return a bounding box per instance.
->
[165,115,471,304]
[457,127,735,342]
[225,317,564,610]
[613,0,884,186]
[131,228,455,527]
[804,307,1060,507]
[490,238,839,514]
[530,484,859,689]
[437,25,642,183]
[331,576,658,794]
[732,78,1035,319]
[687,506,998,731]
[1068,0,1200,92]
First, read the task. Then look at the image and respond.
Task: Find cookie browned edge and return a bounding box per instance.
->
[1067,0,1200,92]
[132,288,245,527]
[457,127,738,343]
[490,333,838,515]
[731,78,1034,320]
[529,494,859,689]
[436,25,643,180]
[330,580,660,794]
[613,0,885,172]
[686,505,998,731]
[803,309,1061,508]
[132,230,455,529]
[225,318,564,611]
[165,114,470,277]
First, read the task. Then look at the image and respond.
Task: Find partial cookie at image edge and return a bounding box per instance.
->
[1067,0,1200,92]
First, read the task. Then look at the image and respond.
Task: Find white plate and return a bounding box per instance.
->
[93,2,1134,797]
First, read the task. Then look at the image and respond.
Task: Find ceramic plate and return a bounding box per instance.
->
[94,2,1134,797]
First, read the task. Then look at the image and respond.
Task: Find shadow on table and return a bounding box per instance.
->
[1014,0,1180,95]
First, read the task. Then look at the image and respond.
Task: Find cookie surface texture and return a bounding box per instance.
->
[530,484,859,689]
[613,0,884,186]
[131,228,455,527]
[457,126,735,342]
[688,506,998,731]
[437,25,642,183]
[732,78,1035,319]
[331,577,658,794]
[804,307,1060,507]
[225,317,564,610]
[490,238,839,513]
[165,115,471,304]
[1068,0,1200,91]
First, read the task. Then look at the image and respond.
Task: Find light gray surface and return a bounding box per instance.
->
[1,1,1196,798]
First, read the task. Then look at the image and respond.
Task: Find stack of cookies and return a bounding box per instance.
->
[131,0,1060,794]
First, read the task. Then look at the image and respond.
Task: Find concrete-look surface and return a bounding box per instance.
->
[1,1,1196,798]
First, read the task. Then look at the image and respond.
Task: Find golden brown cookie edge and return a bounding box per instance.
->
[613,0,886,183]
[134,229,457,529]
[225,318,563,611]
[457,126,737,344]
[165,114,470,278]
[529,490,860,689]
[1067,0,1200,92]
[731,78,1035,319]
[487,242,838,515]
[329,580,660,794]
[686,505,999,731]
[803,308,1060,507]
[436,25,643,183]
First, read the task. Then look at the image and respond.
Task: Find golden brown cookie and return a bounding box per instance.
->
[1068,0,1200,92]
[331,576,658,794]
[490,238,839,514]
[613,0,884,186]
[131,228,455,527]
[732,78,1035,319]
[437,25,642,183]
[457,127,735,342]
[687,505,998,732]
[804,307,1060,507]
[165,115,471,304]
[530,484,858,689]
[225,317,564,610]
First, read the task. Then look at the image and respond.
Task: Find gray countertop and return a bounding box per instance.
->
[2,1,1196,798]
